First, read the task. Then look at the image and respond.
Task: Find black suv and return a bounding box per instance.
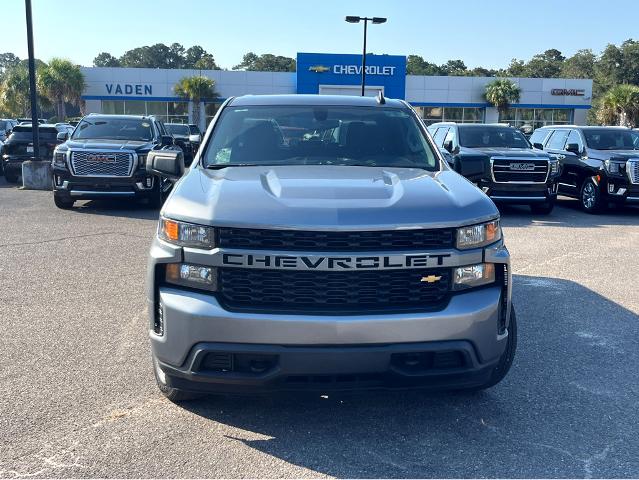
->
[428,123,560,214]
[52,114,183,209]
[531,126,639,213]
[2,123,74,183]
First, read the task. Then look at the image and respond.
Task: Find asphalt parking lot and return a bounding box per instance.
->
[1,177,638,479]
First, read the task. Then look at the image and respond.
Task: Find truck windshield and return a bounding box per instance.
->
[165,124,190,136]
[458,126,530,149]
[203,105,438,170]
[72,118,153,141]
[583,129,639,150]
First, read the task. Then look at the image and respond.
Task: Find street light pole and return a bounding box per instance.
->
[345,16,387,97]
[25,0,39,160]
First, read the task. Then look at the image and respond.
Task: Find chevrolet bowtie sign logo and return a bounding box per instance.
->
[308,65,330,73]
[420,275,442,283]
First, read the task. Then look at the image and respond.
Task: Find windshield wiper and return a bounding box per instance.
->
[205,163,261,169]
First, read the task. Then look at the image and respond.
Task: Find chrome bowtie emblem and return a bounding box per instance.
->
[420,275,442,283]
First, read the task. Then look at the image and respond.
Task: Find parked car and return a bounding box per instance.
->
[51,114,183,209]
[531,125,639,213]
[164,123,195,165]
[146,94,515,401]
[1,118,18,142]
[16,118,47,125]
[188,124,202,153]
[428,122,560,214]
[1,123,73,183]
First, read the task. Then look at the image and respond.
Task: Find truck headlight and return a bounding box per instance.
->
[604,160,622,175]
[549,160,559,175]
[165,263,217,291]
[159,217,216,249]
[53,151,67,168]
[456,220,501,249]
[453,263,495,290]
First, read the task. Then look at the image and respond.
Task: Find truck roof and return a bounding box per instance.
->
[228,94,407,108]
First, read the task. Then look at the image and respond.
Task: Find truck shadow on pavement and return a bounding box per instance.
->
[68,199,161,221]
[180,275,639,478]
[498,199,639,229]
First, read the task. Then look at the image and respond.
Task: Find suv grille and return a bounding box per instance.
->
[628,159,639,184]
[218,267,451,314]
[70,151,133,177]
[217,228,455,251]
[491,158,549,183]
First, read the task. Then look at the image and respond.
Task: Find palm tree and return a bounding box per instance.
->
[597,84,639,127]
[484,79,521,115]
[0,64,51,117]
[37,58,85,121]
[174,76,218,127]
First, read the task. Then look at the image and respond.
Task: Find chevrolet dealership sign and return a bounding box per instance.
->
[333,65,397,76]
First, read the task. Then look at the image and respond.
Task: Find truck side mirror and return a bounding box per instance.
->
[146,149,184,180]
[161,135,174,147]
[533,142,544,150]
[458,157,485,182]
[565,143,581,155]
[57,131,69,142]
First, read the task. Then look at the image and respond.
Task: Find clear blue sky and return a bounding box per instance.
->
[3,0,638,69]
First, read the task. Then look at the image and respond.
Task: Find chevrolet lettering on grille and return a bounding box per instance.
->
[87,154,117,163]
[220,253,453,270]
[509,162,536,171]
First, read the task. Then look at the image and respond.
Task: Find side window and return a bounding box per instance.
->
[565,130,583,150]
[433,127,449,146]
[529,129,550,147]
[547,129,570,150]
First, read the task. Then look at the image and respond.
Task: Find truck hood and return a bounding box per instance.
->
[460,147,550,159]
[162,165,498,230]
[62,139,153,151]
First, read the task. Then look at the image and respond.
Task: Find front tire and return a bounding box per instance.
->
[54,193,74,209]
[580,178,605,213]
[4,169,19,183]
[530,200,555,215]
[153,355,203,402]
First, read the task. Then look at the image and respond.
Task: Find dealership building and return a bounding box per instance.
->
[81,52,593,131]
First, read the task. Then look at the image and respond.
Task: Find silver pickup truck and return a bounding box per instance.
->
[145,94,516,401]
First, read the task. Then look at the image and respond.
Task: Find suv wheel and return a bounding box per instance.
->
[4,169,19,183]
[463,308,517,391]
[530,200,555,215]
[152,355,203,403]
[580,178,604,213]
[54,194,74,209]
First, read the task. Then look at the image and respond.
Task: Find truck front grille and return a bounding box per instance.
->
[218,267,451,314]
[70,151,133,177]
[217,228,455,251]
[628,159,639,184]
[491,158,549,184]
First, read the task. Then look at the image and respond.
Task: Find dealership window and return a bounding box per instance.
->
[499,108,573,133]
[99,100,189,124]
[414,106,485,125]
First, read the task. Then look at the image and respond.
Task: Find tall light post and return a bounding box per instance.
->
[25,0,39,160]
[345,16,387,96]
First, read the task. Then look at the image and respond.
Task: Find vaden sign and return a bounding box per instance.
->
[105,83,153,95]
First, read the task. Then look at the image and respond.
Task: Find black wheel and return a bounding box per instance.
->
[153,355,203,402]
[530,200,555,215]
[465,308,517,391]
[53,194,74,209]
[146,179,165,209]
[580,178,605,213]
[4,169,19,183]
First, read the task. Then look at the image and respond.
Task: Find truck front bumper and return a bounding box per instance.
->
[480,179,559,204]
[52,166,158,201]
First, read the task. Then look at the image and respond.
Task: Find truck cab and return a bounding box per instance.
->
[428,122,560,214]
